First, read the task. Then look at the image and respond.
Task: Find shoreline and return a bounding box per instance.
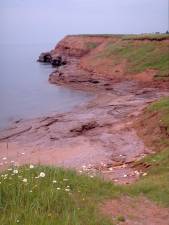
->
[0,77,168,184]
[0,35,169,184]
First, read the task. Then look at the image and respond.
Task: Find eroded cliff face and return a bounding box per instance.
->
[38,35,112,66]
[38,34,169,89]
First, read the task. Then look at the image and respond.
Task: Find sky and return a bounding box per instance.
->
[0,0,168,45]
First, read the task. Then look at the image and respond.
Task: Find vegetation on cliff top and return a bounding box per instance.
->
[70,33,169,80]
[91,39,169,79]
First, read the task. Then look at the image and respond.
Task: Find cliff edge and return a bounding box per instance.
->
[38,34,169,90]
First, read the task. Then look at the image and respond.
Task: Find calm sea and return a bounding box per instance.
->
[0,43,90,129]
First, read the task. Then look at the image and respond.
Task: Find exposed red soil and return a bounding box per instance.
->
[134,107,169,152]
[0,35,169,224]
[101,196,169,225]
[1,36,169,183]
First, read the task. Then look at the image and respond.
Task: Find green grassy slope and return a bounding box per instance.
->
[97,40,169,79]
[80,34,169,80]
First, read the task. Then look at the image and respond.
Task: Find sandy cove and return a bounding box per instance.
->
[0,35,169,184]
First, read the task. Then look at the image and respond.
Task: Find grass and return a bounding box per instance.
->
[148,97,169,133]
[99,40,169,79]
[85,42,99,50]
[123,33,169,40]
[0,98,169,224]
[0,166,120,225]
[126,97,169,206]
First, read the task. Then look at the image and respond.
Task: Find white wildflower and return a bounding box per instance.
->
[142,172,147,176]
[13,169,18,174]
[22,178,27,183]
[2,157,7,160]
[53,180,57,183]
[29,164,34,169]
[39,172,45,177]
[65,188,70,192]
[123,174,127,178]
[56,187,61,190]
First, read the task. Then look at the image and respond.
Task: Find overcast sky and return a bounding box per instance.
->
[0,0,168,45]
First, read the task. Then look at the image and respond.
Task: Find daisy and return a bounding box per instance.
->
[22,178,27,183]
[39,172,45,177]
[13,169,18,174]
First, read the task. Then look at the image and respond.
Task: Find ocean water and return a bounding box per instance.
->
[0,43,90,129]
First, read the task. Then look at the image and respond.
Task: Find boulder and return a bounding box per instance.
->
[38,52,52,63]
[51,56,67,67]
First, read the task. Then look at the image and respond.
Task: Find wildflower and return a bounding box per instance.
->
[22,178,27,183]
[109,167,113,171]
[123,174,127,178]
[29,164,34,169]
[13,169,18,174]
[29,190,33,193]
[10,160,15,163]
[90,175,94,178]
[39,172,45,177]
[65,188,70,192]
[63,178,68,181]
[53,180,57,183]
[142,172,147,176]
[2,157,7,160]
[16,220,19,223]
[56,187,61,190]
[8,168,12,171]
[21,152,25,155]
